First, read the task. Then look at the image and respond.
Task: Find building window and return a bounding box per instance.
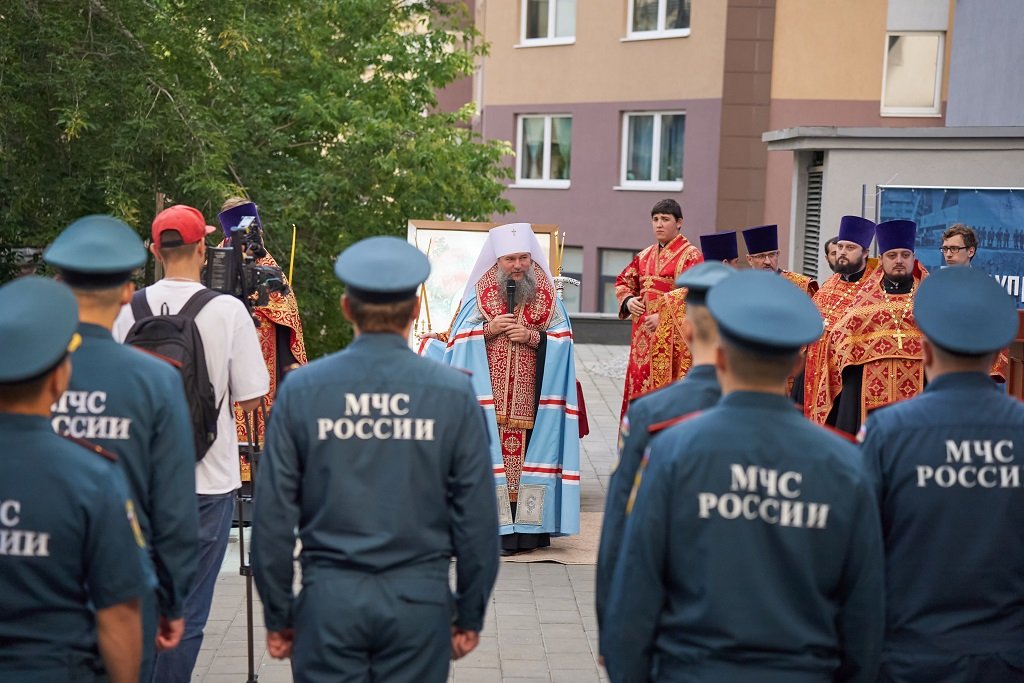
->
[516,115,572,188]
[557,246,583,313]
[599,248,636,314]
[881,32,944,117]
[619,112,685,190]
[521,0,576,45]
[627,0,691,39]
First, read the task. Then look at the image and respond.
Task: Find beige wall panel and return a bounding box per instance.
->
[771,0,890,101]
[479,0,729,106]
[772,0,954,103]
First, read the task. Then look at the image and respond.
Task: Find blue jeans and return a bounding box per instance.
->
[151,491,236,683]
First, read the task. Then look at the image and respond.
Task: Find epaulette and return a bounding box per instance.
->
[822,425,858,444]
[648,410,703,435]
[61,434,118,462]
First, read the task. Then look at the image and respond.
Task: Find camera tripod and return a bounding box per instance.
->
[236,407,265,683]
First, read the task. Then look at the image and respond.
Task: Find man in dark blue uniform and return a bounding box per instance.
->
[44,215,199,682]
[252,237,499,682]
[0,276,151,682]
[604,271,885,682]
[597,262,732,641]
[859,266,1024,682]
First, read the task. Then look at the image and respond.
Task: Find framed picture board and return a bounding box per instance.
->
[406,220,558,335]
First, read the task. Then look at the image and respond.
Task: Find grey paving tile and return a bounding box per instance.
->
[536,598,580,612]
[457,649,501,668]
[551,668,601,682]
[499,629,544,646]
[255,666,295,683]
[497,615,543,630]
[454,668,503,682]
[544,637,593,654]
[544,653,600,670]
[541,623,589,639]
[496,601,538,616]
[500,659,552,676]
[206,655,252,675]
[538,610,582,624]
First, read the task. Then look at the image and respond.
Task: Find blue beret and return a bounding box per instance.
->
[876,220,917,254]
[218,201,262,239]
[44,215,146,285]
[707,270,823,355]
[741,225,779,255]
[0,277,79,383]
[837,216,876,250]
[335,237,430,303]
[914,267,1018,355]
[675,262,735,305]
[699,231,738,262]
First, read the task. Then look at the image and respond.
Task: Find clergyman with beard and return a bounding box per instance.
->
[419,223,581,555]
[814,220,929,435]
[801,216,876,422]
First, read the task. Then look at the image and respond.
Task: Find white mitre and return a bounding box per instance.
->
[461,223,553,303]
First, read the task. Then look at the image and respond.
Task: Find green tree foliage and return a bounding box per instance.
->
[0,0,512,356]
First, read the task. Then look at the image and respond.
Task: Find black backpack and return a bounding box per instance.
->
[124,288,223,462]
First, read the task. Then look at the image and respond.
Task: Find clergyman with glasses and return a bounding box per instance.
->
[741,224,819,297]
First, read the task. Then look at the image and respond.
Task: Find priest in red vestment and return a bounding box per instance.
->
[814,220,927,434]
[742,224,819,297]
[614,199,702,418]
[802,216,877,418]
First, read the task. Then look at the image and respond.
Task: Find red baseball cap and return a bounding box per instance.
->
[151,205,217,248]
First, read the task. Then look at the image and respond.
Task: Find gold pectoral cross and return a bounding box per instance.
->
[893,328,906,350]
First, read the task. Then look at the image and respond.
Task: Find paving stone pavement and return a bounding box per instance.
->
[194,343,629,682]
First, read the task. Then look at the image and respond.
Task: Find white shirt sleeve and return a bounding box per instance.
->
[112,304,136,343]
[228,300,271,403]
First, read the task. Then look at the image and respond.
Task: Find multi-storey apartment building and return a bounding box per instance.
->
[471,0,1023,312]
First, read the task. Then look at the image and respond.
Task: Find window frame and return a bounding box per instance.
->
[598,248,637,313]
[519,0,577,47]
[557,245,584,313]
[514,114,573,189]
[624,0,691,41]
[617,111,685,192]
[880,30,945,118]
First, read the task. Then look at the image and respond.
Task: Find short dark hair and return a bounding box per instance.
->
[345,292,417,333]
[651,199,683,221]
[720,337,799,385]
[823,236,840,254]
[943,224,978,251]
[0,361,63,407]
[158,236,201,264]
[689,305,717,345]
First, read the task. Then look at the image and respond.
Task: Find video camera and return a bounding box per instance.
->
[203,201,289,320]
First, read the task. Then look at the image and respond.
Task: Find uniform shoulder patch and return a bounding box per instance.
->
[822,425,858,444]
[61,434,118,462]
[648,410,703,435]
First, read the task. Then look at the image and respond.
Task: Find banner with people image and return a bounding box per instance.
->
[878,186,1024,308]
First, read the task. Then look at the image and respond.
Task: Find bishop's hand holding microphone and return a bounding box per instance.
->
[485,279,534,344]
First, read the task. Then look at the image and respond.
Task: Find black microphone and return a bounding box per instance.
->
[506,279,517,315]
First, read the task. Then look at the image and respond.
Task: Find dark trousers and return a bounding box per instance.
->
[151,491,236,682]
[292,566,452,683]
